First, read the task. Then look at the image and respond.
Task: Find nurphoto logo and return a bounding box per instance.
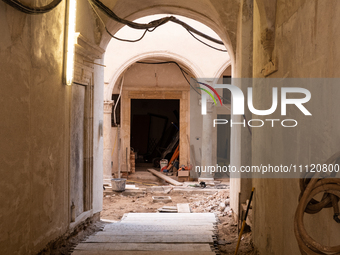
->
[199,81,312,128]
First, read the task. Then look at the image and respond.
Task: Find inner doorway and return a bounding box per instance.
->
[130,99,180,171]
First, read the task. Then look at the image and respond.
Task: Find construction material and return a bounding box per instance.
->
[73,212,217,254]
[130,148,136,173]
[158,206,177,213]
[73,251,216,255]
[178,170,190,182]
[177,203,191,213]
[111,178,126,191]
[152,196,172,203]
[125,185,139,190]
[147,169,183,186]
[168,145,179,166]
[235,187,255,255]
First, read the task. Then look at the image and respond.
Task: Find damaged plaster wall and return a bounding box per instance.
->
[252,0,340,254]
[0,0,104,254]
[0,1,70,254]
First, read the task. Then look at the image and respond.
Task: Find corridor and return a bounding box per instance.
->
[2,0,340,254]
[72,213,218,255]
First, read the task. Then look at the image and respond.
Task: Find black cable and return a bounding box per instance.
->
[135,61,251,134]
[103,16,165,43]
[1,0,62,14]
[137,61,201,95]
[186,29,228,52]
[105,27,149,43]
[89,0,227,49]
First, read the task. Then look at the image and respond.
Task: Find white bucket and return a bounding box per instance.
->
[160,159,168,170]
[111,178,126,191]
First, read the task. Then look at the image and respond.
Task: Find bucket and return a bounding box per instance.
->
[111,178,126,191]
[160,159,168,171]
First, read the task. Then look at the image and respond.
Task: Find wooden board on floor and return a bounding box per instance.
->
[95,230,215,236]
[75,243,213,252]
[103,221,214,226]
[72,212,218,255]
[84,234,213,243]
[72,251,217,255]
[177,203,191,213]
[103,225,216,232]
[147,169,183,186]
[121,213,216,221]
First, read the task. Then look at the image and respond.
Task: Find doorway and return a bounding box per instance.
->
[130,99,180,170]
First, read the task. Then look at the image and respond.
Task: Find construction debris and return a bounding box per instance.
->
[157,206,177,213]
[177,203,191,213]
[190,191,231,217]
[152,196,172,203]
[147,169,183,186]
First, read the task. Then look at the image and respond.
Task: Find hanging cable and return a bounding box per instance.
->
[295,152,340,255]
[88,0,164,43]
[88,0,227,52]
[186,29,227,52]
[1,0,62,14]
[136,61,252,135]
[136,61,202,96]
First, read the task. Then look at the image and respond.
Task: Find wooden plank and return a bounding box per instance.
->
[74,243,213,252]
[177,203,191,213]
[95,230,215,236]
[72,251,216,255]
[147,169,183,186]
[121,217,215,222]
[103,221,214,226]
[84,234,213,243]
[121,213,215,218]
[103,225,215,232]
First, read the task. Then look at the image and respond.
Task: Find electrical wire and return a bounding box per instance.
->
[295,152,340,255]
[186,29,227,52]
[105,27,148,43]
[2,0,228,52]
[89,0,163,43]
[88,0,228,52]
[136,60,232,105]
[136,61,202,96]
[1,0,62,14]
[136,61,253,135]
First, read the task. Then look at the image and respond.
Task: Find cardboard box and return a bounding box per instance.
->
[178,170,190,177]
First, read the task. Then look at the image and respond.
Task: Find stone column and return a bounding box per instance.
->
[103,100,114,185]
[199,101,215,183]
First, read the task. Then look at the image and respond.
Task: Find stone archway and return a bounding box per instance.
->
[103,51,205,183]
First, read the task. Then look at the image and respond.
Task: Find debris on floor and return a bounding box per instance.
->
[152,196,172,203]
[177,203,191,213]
[101,178,254,255]
[158,206,177,213]
[190,190,231,216]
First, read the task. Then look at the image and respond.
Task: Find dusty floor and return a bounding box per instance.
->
[101,180,255,255]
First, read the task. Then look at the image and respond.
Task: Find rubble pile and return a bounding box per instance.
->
[190,191,232,216]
